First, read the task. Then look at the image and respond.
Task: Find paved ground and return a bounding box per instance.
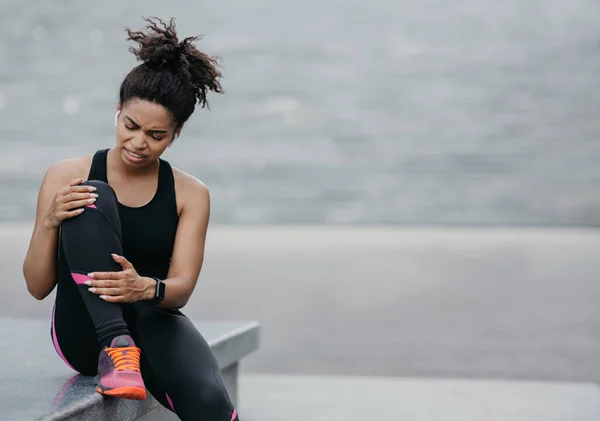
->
[238,374,600,421]
[4,223,600,386]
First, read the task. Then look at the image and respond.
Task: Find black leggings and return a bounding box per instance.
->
[50,180,239,421]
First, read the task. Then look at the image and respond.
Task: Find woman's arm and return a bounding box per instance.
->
[23,163,67,299]
[149,176,211,309]
[23,160,87,300]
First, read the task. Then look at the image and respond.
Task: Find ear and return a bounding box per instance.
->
[173,124,184,140]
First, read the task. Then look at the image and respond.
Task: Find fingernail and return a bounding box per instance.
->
[84,280,91,286]
[88,198,96,203]
[89,186,97,192]
[90,193,98,198]
[87,273,94,278]
[88,287,96,293]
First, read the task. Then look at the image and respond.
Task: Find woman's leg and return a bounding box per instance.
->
[130,303,240,421]
[60,180,130,347]
[51,280,101,376]
[59,180,146,400]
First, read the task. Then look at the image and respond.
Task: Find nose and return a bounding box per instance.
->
[130,137,146,150]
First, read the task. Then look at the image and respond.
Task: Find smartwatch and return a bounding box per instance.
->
[152,277,165,304]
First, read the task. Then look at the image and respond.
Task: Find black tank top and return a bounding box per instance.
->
[87,149,179,280]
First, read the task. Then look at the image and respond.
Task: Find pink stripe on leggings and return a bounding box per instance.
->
[165,393,175,412]
[71,273,91,285]
[231,409,237,420]
[51,305,76,372]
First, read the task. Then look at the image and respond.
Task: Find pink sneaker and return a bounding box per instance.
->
[95,335,147,400]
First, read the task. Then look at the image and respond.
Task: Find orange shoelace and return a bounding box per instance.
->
[106,347,141,372]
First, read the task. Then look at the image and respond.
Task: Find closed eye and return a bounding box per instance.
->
[125,125,165,141]
[124,116,167,140]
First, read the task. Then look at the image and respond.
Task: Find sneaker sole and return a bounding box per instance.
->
[96,386,147,400]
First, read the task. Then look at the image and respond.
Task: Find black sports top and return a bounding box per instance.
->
[87,148,179,280]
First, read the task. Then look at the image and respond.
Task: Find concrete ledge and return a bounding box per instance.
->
[0,318,260,421]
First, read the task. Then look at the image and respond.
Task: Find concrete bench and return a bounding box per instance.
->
[0,317,260,421]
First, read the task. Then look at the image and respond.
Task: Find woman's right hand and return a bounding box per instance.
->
[43,178,98,228]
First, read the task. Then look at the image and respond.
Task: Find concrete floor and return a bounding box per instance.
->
[6,223,600,383]
[238,374,600,421]
[3,223,600,418]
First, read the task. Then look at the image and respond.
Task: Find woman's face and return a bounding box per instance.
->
[115,99,180,167]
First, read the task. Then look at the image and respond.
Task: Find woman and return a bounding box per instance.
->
[22,17,240,421]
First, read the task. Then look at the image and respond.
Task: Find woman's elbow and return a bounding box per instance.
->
[26,284,51,300]
[23,271,55,300]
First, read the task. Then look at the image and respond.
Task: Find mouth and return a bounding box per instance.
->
[124,148,147,160]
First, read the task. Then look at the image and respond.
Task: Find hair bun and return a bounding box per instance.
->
[123,16,223,113]
[126,17,186,68]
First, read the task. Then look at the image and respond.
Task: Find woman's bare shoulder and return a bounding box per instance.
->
[44,154,95,184]
[170,166,210,208]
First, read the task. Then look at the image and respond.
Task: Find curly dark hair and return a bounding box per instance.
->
[119,17,223,128]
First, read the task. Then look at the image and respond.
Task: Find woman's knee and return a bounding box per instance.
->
[174,378,233,417]
[195,379,233,415]
[81,180,118,208]
[82,180,115,196]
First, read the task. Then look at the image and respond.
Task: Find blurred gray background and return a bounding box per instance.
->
[1,0,600,419]
[1,0,599,226]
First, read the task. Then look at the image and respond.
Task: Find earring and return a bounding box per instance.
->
[114,110,121,127]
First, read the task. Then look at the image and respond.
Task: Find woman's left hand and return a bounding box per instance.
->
[86,254,154,303]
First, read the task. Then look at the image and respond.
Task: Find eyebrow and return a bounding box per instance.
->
[125,116,168,134]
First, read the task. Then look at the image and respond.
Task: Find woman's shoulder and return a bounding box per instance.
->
[44,154,95,183]
[170,165,210,206]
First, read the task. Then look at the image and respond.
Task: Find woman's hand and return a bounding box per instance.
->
[86,254,155,303]
[44,178,98,228]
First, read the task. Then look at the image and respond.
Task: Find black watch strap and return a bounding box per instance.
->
[152,277,165,304]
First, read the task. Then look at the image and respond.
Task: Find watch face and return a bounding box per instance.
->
[157,281,166,301]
